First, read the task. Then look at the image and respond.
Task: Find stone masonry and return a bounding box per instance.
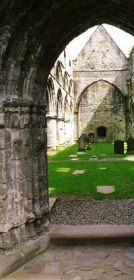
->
[73,25,129,141]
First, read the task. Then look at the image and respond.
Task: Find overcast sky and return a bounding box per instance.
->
[67,24,134,59]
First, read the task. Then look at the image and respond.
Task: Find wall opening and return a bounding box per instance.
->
[97,126,107,138]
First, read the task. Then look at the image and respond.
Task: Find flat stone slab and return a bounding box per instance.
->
[97,185,115,194]
[77,152,85,155]
[99,167,108,170]
[69,154,78,158]
[89,157,98,160]
[71,158,79,161]
[72,170,85,175]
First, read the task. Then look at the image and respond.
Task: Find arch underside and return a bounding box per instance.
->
[0,0,134,77]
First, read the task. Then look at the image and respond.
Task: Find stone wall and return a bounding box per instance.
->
[73,25,129,140]
[126,47,134,138]
[0,97,49,249]
[46,60,74,149]
[78,80,126,141]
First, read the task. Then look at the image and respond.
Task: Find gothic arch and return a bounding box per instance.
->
[68,79,73,95]
[56,61,64,86]
[77,79,126,140]
[57,88,63,118]
[63,71,69,91]
[47,76,56,115]
[64,95,69,120]
[76,79,124,111]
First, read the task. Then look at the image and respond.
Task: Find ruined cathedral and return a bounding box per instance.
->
[47,25,134,149]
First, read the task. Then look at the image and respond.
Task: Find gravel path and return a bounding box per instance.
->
[49,198,134,225]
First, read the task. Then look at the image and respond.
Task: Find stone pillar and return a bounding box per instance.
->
[57,118,65,146]
[47,116,57,149]
[125,94,134,139]
[0,98,49,249]
[73,111,78,141]
[64,120,73,145]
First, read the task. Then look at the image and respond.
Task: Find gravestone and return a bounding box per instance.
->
[88,133,94,142]
[78,134,86,151]
[114,140,124,154]
[127,136,134,154]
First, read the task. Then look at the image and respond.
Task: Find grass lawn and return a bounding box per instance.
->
[48,161,134,199]
[48,142,127,161]
[48,143,134,199]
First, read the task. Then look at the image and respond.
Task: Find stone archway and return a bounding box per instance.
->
[77,80,126,141]
[0,1,134,249]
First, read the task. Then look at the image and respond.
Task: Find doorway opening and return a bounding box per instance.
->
[97,126,107,138]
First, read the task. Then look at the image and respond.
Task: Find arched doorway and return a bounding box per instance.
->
[97,126,107,138]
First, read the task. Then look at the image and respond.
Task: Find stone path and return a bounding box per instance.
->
[3,242,134,279]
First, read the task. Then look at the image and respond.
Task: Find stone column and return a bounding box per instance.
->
[57,118,65,146]
[73,111,78,141]
[0,98,49,249]
[125,94,134,139]
[64,120,73,145]
[47,116,57,149]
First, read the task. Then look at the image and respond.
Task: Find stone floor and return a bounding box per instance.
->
[3,242,134,279]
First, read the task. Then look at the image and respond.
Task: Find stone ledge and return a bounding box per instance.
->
[49,225,134,245]
[0,233,49,279]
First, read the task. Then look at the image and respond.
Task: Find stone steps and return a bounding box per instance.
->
[49,224,134,245]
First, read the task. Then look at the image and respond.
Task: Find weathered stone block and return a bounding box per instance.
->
[0,130,5,149]
[0,113,5,128]
[0,184,7,200]
[20,114,30,128]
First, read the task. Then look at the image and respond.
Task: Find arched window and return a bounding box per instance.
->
[97,126,107,138]
[47,77,56,115]
[56,61,63,86]
[57,89,63,117]
[63,71,68,91]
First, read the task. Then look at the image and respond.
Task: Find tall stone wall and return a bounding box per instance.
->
[78,80,126,141]
[46,60,74,150]
[126,47,134,138]
[73,25,129,140]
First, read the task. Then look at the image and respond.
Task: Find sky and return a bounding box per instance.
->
[66,24,134,59]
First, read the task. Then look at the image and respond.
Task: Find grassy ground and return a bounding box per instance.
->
[48,142,127,161]
[48,143,134,199]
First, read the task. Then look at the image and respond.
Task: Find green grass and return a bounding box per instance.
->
[48,143,133,199]
[48,142,127,161]
[48,161,134,199]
